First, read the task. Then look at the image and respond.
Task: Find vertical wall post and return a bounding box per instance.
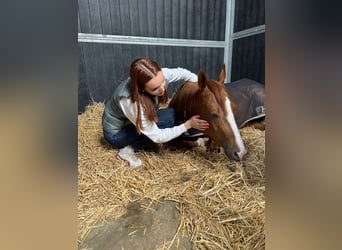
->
[224,0,235,83]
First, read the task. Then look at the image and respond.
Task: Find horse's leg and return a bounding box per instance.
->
[245,119,266,131]
[165,137,203,151]
[251,121,265,131]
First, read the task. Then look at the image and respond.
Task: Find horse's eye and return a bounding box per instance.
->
[211,113,219,119]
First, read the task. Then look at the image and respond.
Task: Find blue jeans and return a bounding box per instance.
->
[103,108,176,151]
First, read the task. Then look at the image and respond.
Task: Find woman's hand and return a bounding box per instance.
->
[184,115,209,131]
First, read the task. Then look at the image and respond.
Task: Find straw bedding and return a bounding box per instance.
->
[78,102,265,249]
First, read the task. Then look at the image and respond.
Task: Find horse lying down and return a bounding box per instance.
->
[168,65,265,161]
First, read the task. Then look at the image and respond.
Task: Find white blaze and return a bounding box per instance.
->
[225,98,247,160]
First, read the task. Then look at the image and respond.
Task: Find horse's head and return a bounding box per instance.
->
[186,65,247,161]
[195,65,247,161]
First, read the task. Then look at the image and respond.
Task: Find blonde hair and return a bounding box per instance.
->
[130,58,168,133]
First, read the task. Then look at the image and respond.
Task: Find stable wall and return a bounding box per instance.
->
[78,0,265,113]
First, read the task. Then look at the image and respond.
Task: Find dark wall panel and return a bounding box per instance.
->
[78,45,91,112]
[78,0,227,41]
[231,33,265,84]
[234,0,265,32]
[78,43,224,113]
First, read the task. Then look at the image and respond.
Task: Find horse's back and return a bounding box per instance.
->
[225,78,265,129]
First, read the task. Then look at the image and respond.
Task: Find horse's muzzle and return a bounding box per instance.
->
[223,145,241,161]
[237,148,247,161]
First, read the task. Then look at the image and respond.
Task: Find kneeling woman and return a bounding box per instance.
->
[102,57,209,168]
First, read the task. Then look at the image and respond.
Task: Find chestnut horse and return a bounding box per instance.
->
[169,65,247,161]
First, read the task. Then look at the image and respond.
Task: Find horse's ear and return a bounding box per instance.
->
[198,68,207,90]
[217,64,226,84]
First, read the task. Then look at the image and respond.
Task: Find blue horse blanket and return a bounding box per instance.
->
[225,79,265,128]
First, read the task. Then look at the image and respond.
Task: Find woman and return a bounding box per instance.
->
[102,58,209,168]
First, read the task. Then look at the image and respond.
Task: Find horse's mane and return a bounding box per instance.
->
[170,80,233,120]
[169,82,197,119]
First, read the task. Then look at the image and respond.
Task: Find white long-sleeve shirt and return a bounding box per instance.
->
[119,97,187,143]
[116,67,197,143]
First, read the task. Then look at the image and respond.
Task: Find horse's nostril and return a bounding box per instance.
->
[233,152,240,161]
